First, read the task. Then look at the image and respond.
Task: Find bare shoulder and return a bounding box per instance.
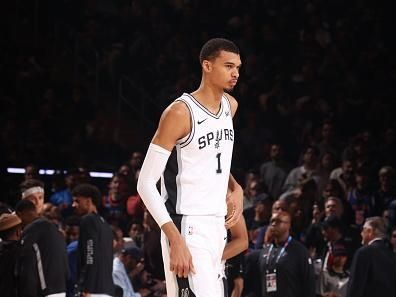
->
[224,93,238,117]
[164,100,190,119]
[152,101,191,150]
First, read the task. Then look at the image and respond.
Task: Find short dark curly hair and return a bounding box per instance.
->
[199,38,239,64]
[71,183,101,208]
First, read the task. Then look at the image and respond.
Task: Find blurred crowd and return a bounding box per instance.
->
[1,0,396,297]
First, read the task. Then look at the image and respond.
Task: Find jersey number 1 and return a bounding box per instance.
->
[216,153,222,174]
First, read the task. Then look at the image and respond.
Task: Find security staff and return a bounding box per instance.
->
[245,211,315,297]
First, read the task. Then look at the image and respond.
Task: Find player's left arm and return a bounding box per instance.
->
[226,92,238,118]
[224,93,243,228]
[226,174,243,228]
[222,215,248,260]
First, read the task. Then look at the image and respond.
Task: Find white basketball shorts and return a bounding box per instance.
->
[161,215,227,297]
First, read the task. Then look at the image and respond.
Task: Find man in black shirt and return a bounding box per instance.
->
[245,211,315,297]
[72,183,114,297]
[347,216,396,297]
[0,213,22,297]
[16,199,68,297]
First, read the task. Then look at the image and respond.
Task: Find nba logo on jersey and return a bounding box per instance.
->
[188,225,193,235]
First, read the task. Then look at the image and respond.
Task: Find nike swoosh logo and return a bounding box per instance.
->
[197,118,207,124]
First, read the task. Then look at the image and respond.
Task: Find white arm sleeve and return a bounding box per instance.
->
[137,143,172,228]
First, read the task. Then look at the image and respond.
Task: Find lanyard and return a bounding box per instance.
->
[266,236,292,266]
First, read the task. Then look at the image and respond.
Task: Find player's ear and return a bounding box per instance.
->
[202,60,212,73]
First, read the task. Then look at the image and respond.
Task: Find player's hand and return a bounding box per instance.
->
[169,237,195,278]
[225,185,243,228]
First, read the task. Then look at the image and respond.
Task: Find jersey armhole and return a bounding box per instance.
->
[175,98,195,147]
[223,94,232,115]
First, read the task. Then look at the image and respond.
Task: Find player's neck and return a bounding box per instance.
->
[192,84,223,113]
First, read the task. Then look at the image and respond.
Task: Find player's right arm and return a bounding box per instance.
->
[137,101,195,278]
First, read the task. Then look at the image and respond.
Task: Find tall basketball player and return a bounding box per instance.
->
[137,38,244,297]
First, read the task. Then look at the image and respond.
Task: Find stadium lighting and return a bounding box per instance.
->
[7,167,113,178]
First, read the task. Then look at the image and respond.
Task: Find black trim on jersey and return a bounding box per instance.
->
[171,214,183,232]
[164,148,179,215]
[223,94,232,116]
[222,277,228,297]
[185,93,223,119]
[176,98,195,148]
[169,215,197,296]
[171,214,196,297]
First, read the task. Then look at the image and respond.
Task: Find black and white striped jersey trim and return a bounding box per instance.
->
[185,93,224,119]
[175,98,195,148]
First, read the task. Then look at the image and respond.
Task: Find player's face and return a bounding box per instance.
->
[209,51,241,92]
[72,196,90,216]
[24,192,44,214]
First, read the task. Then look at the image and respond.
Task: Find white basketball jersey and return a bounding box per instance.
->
[161,92,234,216]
